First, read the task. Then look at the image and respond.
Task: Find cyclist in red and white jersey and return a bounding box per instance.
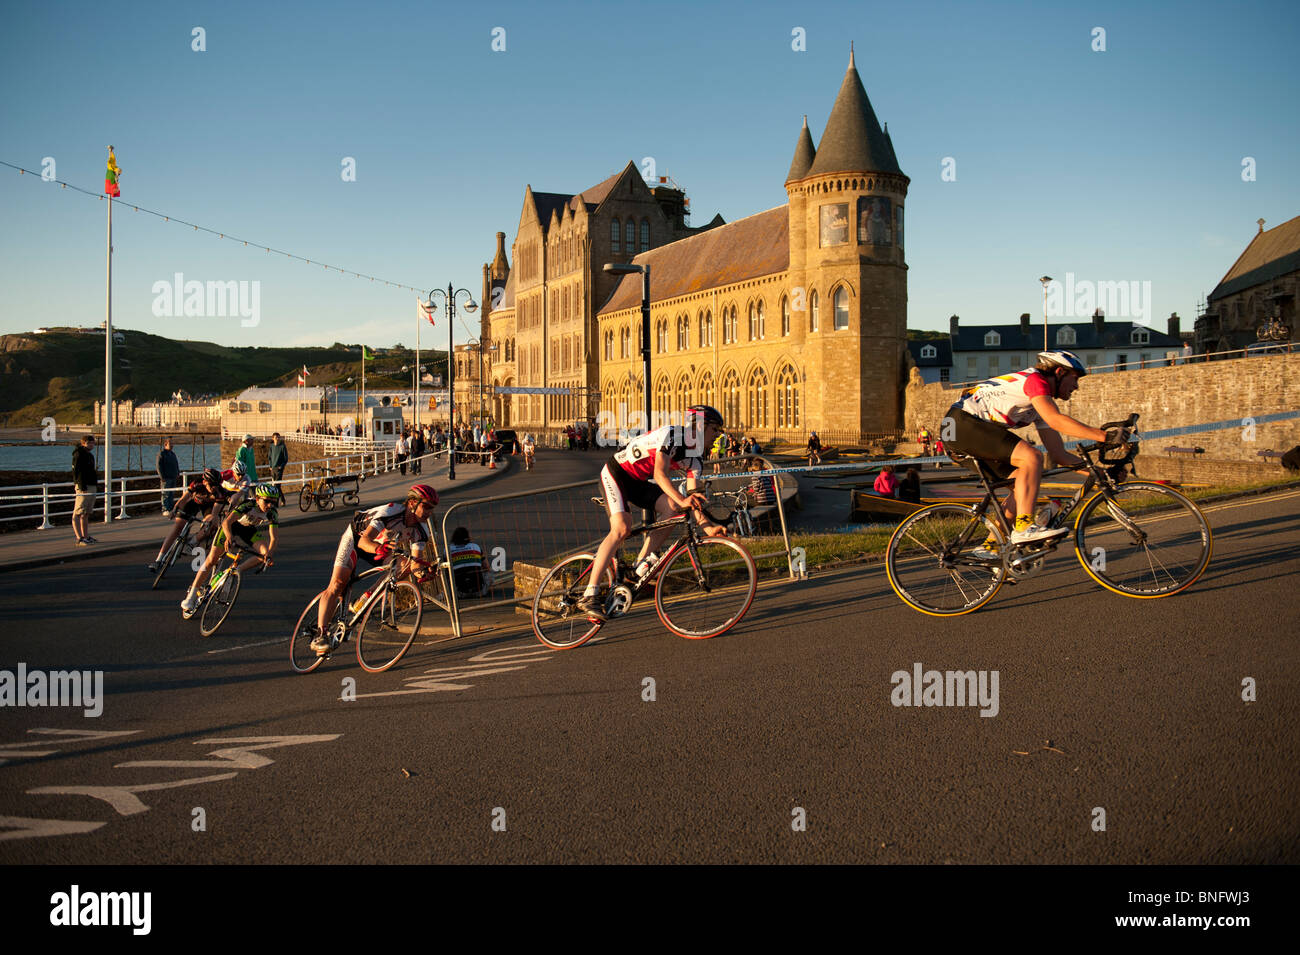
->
[578,406,727,620]
[307,483,437,653]
[945,351,1111,551]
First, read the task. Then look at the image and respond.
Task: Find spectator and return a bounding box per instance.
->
[410,427,425,476]
[934,438,947,469]
[448,526,493,597]
[157,436,181,515]
[745,458,777,507]
[395,430,408,476]
[806,430,822,466]
[71,434,98,546]
[873,464,898,498]
[269,432,289,505]
[918,426,932,455]
[237,434,259,482]
[899,465,922,505]
[523,432,536,470]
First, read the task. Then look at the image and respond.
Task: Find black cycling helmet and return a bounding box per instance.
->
[686,405,724,428]
[202,467,222,485]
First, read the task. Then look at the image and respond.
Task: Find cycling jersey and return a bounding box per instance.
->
[228,498,279,532]
[955,370,1052,428]
[610,425,705,482]
[177,479,229,519]
[334,503,429,572]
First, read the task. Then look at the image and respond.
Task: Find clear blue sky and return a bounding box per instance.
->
[2,0,1297,353]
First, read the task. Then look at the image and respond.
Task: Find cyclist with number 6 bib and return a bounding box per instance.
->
[578,405,727,620]
[945,351,1114,557]
[307,483,437,653]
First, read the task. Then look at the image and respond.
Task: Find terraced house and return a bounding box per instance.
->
[478,50,909,440]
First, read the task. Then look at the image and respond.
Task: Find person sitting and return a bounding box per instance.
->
[873,464,899,498]
[898,465,922,504]
[448,526,493,597]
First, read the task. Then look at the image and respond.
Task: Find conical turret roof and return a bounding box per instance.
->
[786,115,817,183]
[807,46,902,178]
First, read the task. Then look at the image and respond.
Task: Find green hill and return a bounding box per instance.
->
[0,330,448,425]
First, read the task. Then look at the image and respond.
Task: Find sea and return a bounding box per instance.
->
[0,439,223,473]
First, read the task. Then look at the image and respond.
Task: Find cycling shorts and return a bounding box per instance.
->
[944,407,1023,480]
[214,523,260,553]
[600,462,664,517]
[333,526,383,574]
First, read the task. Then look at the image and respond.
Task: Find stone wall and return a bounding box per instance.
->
[904,352,1300,479]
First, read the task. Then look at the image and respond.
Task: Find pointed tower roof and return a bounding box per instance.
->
[489,231,509,280]
[807,45,903,178]
[786,115,817,183]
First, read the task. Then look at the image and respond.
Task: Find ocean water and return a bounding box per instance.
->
[0,440,222,474]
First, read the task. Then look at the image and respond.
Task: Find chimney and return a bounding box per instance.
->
[1092,308,1105,334]
[1167,311,1181,340]
[950,314,960,338]
[1019,312,1031,336]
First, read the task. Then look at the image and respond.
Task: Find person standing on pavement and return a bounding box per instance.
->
[395,430,409,476]
[410,426,425,475]
[237,434,259,482]
[71,434,98,546]
[157,436,181,515]
[269,432,289,505]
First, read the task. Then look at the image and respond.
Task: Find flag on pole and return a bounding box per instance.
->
[362,346,374,361]
[419,298,435,326]
[104,147,121,197]
[297,371,306,385]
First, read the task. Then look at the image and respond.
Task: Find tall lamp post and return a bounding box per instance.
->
[425,284,477,480]
[1039,275,1053,354]
[603,263,651,439]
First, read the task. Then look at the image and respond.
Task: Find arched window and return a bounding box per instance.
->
[781,296,790,336]
[833,287,850,331]
[655,375,671,419]
[747,366,769,430]
[620,326,630,358]
[757,300,766,339]
[675,374,691,417]
[698,371,715,411]
[775,364,800,429]
[810,290,820,332]
[640,219,650,252]
[722,369,741,429]
[657,319,667,354]
[625,220,635,253]
[748,303,757,341]
[604,330,612,360]
[678,314,689,350]
[611,218,621,253]
[704,310,713,346]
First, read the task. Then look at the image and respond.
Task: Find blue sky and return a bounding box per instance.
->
[2,0,1297,353]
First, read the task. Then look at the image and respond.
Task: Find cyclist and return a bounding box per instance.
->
[148,467,229,572]
[223,459,253,508]
[944,350,1112,554]
[578,405,728,620]
[522,433,536,470]
[181,482,280,617]
[308,483,437,653]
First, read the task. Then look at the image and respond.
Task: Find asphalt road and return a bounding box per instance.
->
[1,452,1297,864]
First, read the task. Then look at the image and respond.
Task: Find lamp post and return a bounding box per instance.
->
[603,263,651,439]
[425,284,478,480]
[1039,276,1053,353]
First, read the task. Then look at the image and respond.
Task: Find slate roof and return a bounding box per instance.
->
[1209,215,1300,302]
[236,387,325,400]
[950,321,1180,351]
[806,49,903,178]
[786,116,817,183]
[907,339,952,366]
[598,206,789,314]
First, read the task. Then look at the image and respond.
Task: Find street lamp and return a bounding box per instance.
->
[425,284,478,480]
[1039,276,1053,353]
[603,262,651,440]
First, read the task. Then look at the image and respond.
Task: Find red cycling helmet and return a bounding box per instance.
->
[407,484,438,506]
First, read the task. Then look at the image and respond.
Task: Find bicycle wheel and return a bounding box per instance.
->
[320,485,335,510]
[654,537,758,639]
[199,565,241,637]
[356,580,423,672]
[152,533,184,590]
[1074,482,1212,598]
[298,486,313,512]
[290,594,330,674]
[885,504,1005,615]
[342,490,359,506]
[531,553,616,650]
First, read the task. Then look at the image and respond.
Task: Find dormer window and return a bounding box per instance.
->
[1056,326,1076,346]
[984,330,1001,347]
[1131,328,1150,345]
[921,344,937,359]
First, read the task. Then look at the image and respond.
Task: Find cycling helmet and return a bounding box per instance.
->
[202,467,222,485]
[231,460,248,478]
[407,484,438,506]
[686,405,724,428]
[1037,350,1088,376]
[253,482,277,501]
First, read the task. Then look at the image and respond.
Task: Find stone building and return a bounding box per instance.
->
[479,50,909,439]
[1196,215,1299,354]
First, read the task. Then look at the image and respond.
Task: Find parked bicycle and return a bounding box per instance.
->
[298,465,362,512]
[885,414,1213,615]
[185,542,269,637]
[531,491,758,650]
[288,542,426,673]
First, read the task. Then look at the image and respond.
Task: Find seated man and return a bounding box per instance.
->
[148,468,229,572]
[180,483,280,617]
[944,350,1111,554]
[448,526,493,598]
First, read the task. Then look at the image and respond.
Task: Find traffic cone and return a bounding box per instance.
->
[489,454,496,470]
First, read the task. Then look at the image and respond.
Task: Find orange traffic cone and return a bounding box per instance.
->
[489,454,496,470]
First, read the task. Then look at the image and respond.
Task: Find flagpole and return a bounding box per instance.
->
[360,347,366,441]
[103,178,113,524]
[415,299,421,432]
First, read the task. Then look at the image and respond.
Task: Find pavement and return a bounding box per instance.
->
[0,452,512,574]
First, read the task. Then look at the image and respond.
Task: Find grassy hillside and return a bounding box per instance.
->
[0,330,448,425]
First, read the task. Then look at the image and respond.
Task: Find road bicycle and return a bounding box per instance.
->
[151,514,211,590]
[288,543,426,673]
[531,490,758,650]
[885,413,1213,615]
[184,542,269,637]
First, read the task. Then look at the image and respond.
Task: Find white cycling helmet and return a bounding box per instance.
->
[1037,350,1087,376]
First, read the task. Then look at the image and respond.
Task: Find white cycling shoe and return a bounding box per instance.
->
[1009,522,1068,545]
